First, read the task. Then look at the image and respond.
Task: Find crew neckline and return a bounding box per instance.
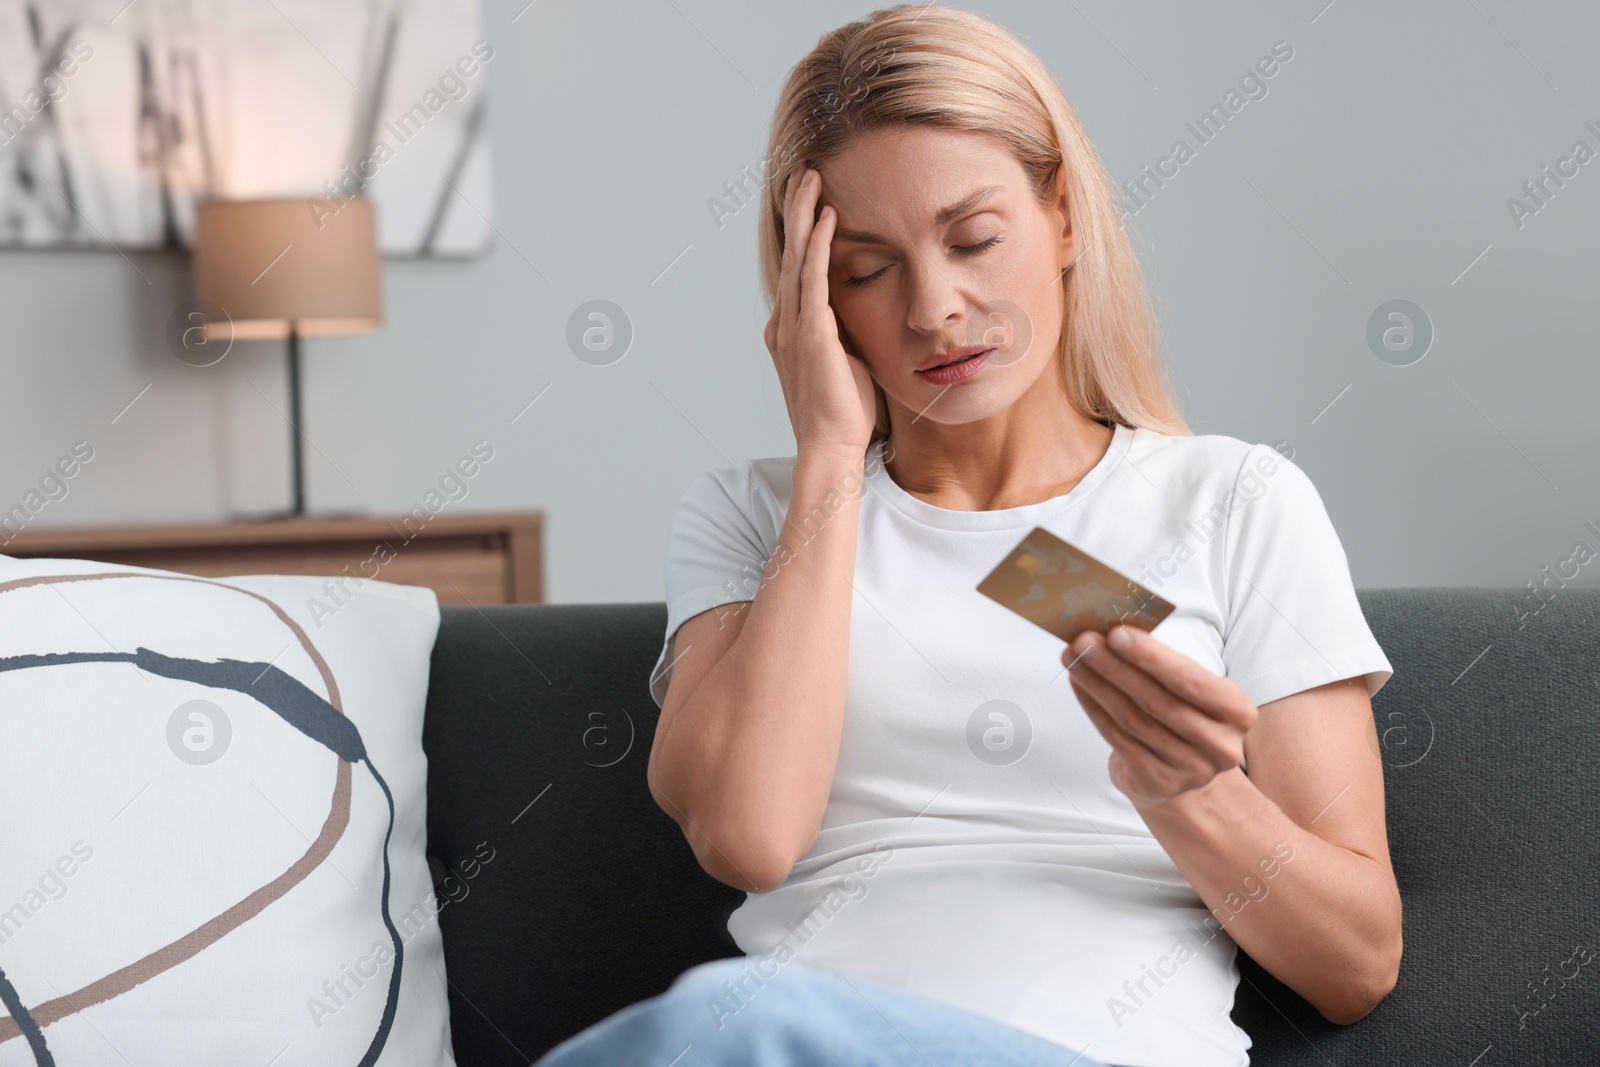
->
[864,422,1136,531]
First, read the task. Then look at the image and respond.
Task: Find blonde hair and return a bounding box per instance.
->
[757,4,1191,444]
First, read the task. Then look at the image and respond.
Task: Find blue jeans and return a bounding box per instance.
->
[533,957,1114,1067]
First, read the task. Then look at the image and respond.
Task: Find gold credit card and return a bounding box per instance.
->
[977,526,1175,644]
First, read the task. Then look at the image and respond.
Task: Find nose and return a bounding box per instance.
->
[903,256,968,336]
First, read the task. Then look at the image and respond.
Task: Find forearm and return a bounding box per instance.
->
[654,447,865,885]
[1132,766,1403,1023]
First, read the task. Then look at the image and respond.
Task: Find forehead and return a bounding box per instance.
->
[818,127,1023,233]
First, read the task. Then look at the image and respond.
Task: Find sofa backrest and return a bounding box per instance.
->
[422,602,747,1065]
[421,590,1600,1065]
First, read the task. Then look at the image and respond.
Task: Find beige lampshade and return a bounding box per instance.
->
[193,197,382,341]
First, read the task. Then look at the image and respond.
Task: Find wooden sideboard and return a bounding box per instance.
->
[1,511,544,605]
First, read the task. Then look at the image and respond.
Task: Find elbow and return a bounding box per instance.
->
[1320,933,1403,1026]
[647,770,797,892]
[687,819,796,892]
[1320,976,1395,1026]
[1320,879,1404,1026]
[708,847,793,893]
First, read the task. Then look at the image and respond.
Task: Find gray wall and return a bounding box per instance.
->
[3,0,1597,609]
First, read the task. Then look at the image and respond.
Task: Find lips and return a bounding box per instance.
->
[916,348,991,384]
[917,345,993,372]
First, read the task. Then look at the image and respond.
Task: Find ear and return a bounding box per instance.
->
[1051,162,1080,275]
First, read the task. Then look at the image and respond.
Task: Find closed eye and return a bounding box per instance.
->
[843,235,1005,289]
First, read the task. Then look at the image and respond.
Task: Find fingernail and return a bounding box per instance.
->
[1109,626,1133,651]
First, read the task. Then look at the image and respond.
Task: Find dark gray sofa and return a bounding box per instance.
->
[421,589,1600,1065]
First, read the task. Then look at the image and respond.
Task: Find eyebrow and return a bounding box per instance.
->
[831,184,1005,246]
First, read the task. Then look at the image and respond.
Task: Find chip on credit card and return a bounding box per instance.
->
[977,526,1175,644]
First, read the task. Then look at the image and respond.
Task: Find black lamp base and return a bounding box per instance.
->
[286,325,306,516]
[247,327,308,521]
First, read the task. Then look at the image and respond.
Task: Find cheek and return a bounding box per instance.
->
[1000,246,1065,344]
[829,296,897,376]
[828,281,870,325]
[986,237,1045,286]
[832,300,875,357]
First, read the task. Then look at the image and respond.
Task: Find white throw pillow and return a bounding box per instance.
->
[0,555,455,1066]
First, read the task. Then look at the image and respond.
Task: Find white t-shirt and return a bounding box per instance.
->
[648,422,1393,1067]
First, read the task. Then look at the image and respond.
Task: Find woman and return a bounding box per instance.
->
[537,6,1400,1066]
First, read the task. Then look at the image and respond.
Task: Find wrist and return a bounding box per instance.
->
[795,441,869,475]
[1134,764,1248,820]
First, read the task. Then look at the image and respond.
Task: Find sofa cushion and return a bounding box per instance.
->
[0,556,455,1066]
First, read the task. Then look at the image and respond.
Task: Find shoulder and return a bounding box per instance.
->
[684,454,795,513]
[1130,425,1290,491]
[1127,428,1333,547]
[670,454,797,544]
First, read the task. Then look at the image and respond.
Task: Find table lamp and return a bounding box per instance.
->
[193,197,382,517]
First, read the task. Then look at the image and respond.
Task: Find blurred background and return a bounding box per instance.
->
[2,0,1596,605]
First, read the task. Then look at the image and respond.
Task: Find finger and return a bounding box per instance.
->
[1075,639,1249,768]
[1069,657,1192,767]
[1070,674,1162,767]
[800,202,836,323]
[1097,626,1256,734]
[783,158,806,205]
[772,164,802,338]
[779,167,817,331]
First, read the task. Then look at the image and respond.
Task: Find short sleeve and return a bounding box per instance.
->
[1220,445,1393,709]
[648,465,780,710]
